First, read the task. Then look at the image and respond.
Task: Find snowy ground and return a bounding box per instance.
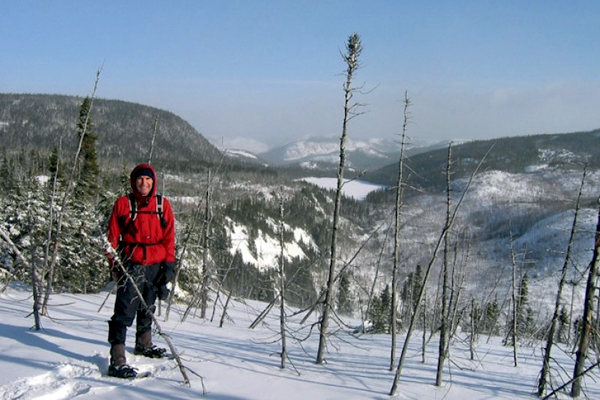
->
[1,283,599,400]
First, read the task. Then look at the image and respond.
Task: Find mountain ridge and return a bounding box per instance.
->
[0,93,223,169]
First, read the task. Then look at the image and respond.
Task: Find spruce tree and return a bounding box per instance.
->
[336,272,353,315]
[76,97,100,200]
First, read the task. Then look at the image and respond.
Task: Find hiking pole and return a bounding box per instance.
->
[103,239,204,392]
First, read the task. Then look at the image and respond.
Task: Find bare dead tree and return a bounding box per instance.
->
[200,169,213,318]
[0,227,42,330]
[544,359,600,400]
[538,165,587,396]
[436,144,453,386]
[147,114,159,164]
[41,68,102,316]
[364,215,394,332]
[278,192,288,369]
[571,195,600,397]
[167,195,205,321]
[209,251,240,325]
[316,32,363,365]
[508,229,519,367]
[448,239,469,340]
[389,91,411,370]
[421,290,428,363]
[166,150,226,321]
[301,210,386,326]
[42,138,61,296]
[389,143,493,396]
[218,289,233,328]
[568,278,579,347]
[469,297,477,360]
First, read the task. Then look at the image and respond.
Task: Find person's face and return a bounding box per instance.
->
[136,176,153,196]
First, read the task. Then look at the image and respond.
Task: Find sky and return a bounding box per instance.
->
[2,1,600,152]
[3,283,600,399]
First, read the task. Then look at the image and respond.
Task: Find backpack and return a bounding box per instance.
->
[122,193,168,234]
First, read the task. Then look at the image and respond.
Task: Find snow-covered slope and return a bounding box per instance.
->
[259,136,444,170]
[2,283,599,399]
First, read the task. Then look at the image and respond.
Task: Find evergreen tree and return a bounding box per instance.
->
[483,297,500,335]
[557,305,570,343]
[0,150,14,193]
[75,97,100,200]
[517,273,534,337]
[48,146,63,182]
[369,285,391,333]
[412,265,423,311]
[336,272,353,315]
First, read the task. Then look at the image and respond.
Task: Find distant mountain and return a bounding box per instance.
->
[366,129,600,192]
[0,93,223,168]
[258,136,447,172]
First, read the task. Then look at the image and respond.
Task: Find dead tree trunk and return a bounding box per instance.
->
[470,298,477,360]
[316,33,362,365]
[571,195,600,397]
[219,289,233,328]
[538,166,587,396]
[365,220,393,332]
[389,91,411,370]
[0,227,42,330]
[168,156,224,321]
[147,114,159,164]
[421,291,427,363]
[168,196,204,321]
[42,69,101,315]
[42,139,61,297]
[200,169,213,318]
[509,229,519,367]
[389,143,492,396]
[436,145,453,386]
[278,194,287,369]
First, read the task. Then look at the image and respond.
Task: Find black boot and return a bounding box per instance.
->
[108,343,138,378]
[134,330,167,359]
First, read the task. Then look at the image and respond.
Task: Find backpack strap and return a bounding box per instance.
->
[117,194,168,260]
[128,193,138,222]
[117,193,138,237]
[120,193,166,236]
[156,194,167,228]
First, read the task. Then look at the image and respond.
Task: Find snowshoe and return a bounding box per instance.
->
[134,344,167,359]
[108,364,138,379]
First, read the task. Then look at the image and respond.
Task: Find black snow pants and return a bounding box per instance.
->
[108,263,160,345]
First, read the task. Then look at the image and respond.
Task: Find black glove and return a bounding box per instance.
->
[160,261,177,284]
[111,267,121,282]
[154,261,176,288]
[157,284,169,300]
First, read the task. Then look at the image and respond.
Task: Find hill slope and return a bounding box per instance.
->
[367,129,600,191]
[0,93,223,167]
[2,284,599,399]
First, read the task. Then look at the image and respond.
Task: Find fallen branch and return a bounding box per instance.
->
[542,359,600,400]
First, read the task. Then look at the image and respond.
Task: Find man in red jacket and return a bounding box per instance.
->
[106,164,176,378]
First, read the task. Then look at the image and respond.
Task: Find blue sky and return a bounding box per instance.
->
[2,1,600,152]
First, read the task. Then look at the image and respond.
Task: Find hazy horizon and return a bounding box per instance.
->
[3,1,599,152]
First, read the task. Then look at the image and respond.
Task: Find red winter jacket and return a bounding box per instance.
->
[107,164,176,266]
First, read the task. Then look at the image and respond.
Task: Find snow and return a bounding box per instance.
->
[225,149,258,159]
[225,218,313,272]
[300,177,385,200]
[36,175,51,185]
[1,283,599,400]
